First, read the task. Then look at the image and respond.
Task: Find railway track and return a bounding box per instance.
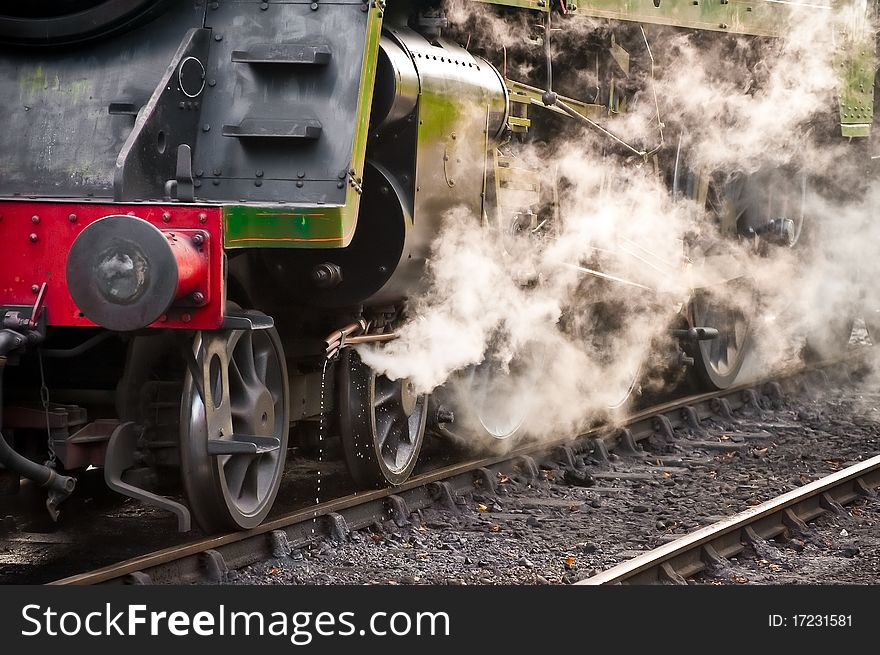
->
[580,452,880,585]
[48,355,866,586]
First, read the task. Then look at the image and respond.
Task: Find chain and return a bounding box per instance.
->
[37,349,56,469]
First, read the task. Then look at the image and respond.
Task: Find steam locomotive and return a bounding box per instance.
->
[0,0,874,532]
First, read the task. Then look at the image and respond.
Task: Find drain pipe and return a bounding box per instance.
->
[0,330,76,518]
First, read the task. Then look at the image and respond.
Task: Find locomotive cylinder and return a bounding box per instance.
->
[66,215,208,331]
[257,28,511,309]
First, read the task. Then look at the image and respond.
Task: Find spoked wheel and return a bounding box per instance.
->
[338,349,427,487]
[180,320,289,532]
[689,285,751,390]
[567,300,644,411]
[467,361,531,440]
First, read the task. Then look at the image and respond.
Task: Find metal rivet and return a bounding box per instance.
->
[181,313,192,323]
[298,171,306,179]
[337,181,345,189]
[198,212,208,224]
[29,233,38,243]
[162,212,171,222]
[255,180,263,187]
[256,170,264,177]
[68,214,77,223]
[310,2,318,9]
[208,79,216,87]
[192,291,206,305]
[214,33,224,41]
[31,215,39,224]
[213,169,222,176]
[31,284,39,294]
[260,1,269,9]
[296,181,304,188]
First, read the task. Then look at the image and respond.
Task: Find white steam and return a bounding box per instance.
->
[359,3,879,447]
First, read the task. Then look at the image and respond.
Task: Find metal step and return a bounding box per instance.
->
[207,435,281,456]
[232,43,331,65]
[222,118,322,140]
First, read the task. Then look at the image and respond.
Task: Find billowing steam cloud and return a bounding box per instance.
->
[359,2,879,449]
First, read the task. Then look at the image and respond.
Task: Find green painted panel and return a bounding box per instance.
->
[836,8,876,138]
[472,0,550,12]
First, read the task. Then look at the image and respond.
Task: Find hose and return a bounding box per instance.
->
[0,339,76,497]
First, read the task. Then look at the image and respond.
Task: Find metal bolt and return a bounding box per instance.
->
[68,213,77,223]
[213,169,222,176]
[337,181,345,189]
[298,171,306,179]
[198,212,208,224]
[260,1,269,9]
[29,233,38,243]
[202,124,211,132]
[162,212,171,222]
[31,284,39,294]
[310,2,318,9]
[256,169,264,177]
[214,33,224,41]
[296,180,304,188]
[208,79,216,88]
[435,406,455,425]
[181,313,192,323]
[31,215,39,224]
[255,180,263,187]
[192,291,206,305]
[192,233,205,246]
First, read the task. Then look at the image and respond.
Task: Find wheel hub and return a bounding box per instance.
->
[252,389,275,433]
[400,378,417,417]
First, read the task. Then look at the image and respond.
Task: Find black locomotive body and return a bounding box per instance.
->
[0,0,874,532]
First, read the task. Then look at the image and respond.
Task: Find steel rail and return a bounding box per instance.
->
[48,353,866,585]
[580,454,880,585]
